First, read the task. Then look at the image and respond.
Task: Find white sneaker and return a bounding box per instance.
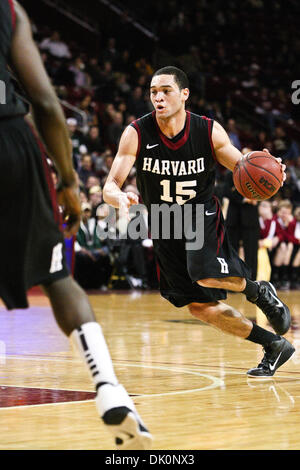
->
[97,383,152,450]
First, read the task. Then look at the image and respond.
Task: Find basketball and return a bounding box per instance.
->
[233,151,283,200]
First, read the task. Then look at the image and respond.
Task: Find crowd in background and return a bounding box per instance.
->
[26,0,300,291]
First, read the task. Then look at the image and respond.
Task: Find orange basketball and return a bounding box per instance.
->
[233,151,283,200]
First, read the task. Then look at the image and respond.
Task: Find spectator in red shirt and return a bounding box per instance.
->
[273,200,297,290]
[290,207,300,289]
[258,201,278,250]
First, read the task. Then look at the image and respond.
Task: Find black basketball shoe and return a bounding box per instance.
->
[247,281,291,335]
[247,337,295,378]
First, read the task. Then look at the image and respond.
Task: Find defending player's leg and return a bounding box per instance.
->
[197,277,291,335]
[41,275,152,450]
[188,301,295,377]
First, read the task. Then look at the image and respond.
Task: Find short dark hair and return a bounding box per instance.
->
[152,66,189,90]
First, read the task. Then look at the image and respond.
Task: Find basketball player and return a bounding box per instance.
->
[0,0,151,449]
[103,66,295,378]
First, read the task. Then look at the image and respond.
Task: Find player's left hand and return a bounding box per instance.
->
[57,182,81,237]
[119,191,139,220]
[263,148,286,186]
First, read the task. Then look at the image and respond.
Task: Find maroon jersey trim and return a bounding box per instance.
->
[8,0,16,32]
[152,110,191,150]
[131,120,141,158]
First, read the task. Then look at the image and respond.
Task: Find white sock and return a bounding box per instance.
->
[71,322,136,418]
[70,321,118,389]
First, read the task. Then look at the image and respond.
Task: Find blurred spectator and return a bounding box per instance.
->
[69,56,91,88]
[258,201,278,251]
[256,130,268,150]
[97,150,114,184]
[278,166,300,203]
[291,207,300,289]
[78,95,98,130]
[126,114,137,126]
[89,185,103,217]
[78,154,96,185]
[272,200,296,290]
[67,117,85,169]
[86,175,101,192]
[107,111,125,149]
[118,49,133,75]
[115,73,131,97]
[98,61,115,101]
[40,31,71,59]
[273,126,299,161]
[134,57,153,76]
[85,57,103,85]
[227,119,241,150]
[74,202,111,289]
[84,125,105,156]
[127,86,148,118]
[115,185,150,289]
[103,37,119,66]
[79,190,88,204]
[273,127,291,159]
[258,200,279,282]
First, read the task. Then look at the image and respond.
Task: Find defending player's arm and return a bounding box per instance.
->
[103,126,139,216]
[9,1,80,235]
[212,121,286,184]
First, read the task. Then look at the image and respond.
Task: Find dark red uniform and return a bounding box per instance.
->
[275,216,299,245]
[131,111,250,307]
[259,216,277,240]
[0,0,69,309]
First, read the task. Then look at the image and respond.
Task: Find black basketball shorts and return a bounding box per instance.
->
[0,116,69,310]
[153,196,251,307]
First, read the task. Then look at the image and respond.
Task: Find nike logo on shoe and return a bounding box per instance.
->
[146,144,159,149]
[269,352,282,371]
[268,291,284,308]
[205,211,216,216]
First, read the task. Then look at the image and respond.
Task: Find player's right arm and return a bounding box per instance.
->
[103,126,139,216]
[9,1,80,235]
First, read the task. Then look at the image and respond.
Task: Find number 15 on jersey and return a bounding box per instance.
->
[160,179,197,205]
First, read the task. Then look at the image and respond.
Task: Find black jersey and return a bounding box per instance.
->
[0,0,27,119]
[131,111,216,212]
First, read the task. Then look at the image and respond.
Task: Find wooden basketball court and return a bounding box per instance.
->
[0,289,299,450]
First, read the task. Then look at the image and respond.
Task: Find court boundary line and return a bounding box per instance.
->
[0,360,226,408]
[0,354,298,381]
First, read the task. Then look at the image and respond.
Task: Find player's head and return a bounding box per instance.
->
[150,66,189,119]
[153,66,189,90]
